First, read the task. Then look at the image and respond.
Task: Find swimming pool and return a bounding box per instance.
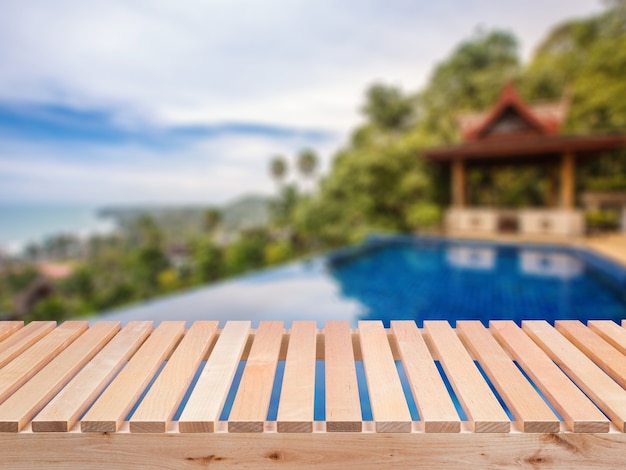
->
[99,236,626,326]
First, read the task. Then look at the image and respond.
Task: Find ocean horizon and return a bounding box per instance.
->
[0,204,116,255]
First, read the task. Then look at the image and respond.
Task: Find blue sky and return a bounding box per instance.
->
[0,0,603,205]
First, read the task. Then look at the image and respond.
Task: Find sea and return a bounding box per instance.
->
[0,204,116,256]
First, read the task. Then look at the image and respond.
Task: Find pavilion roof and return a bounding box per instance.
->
[424,83,626,162]
[422,134,626,162]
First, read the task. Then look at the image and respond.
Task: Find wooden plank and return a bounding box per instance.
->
[424,321,509,433]
[0,322,120,432]
[31,321,153,432]
[457,321,559,433]
[523,320,626,431]
[588,320,626,355]
[391,321,460,433]
[556,320,626,389]
[324,321,362,432]
[178,321,250,433]
[80,321,185,433]
[358,321,411,433]
[277,321,317,433]
[0,322,86,406]
[491,321,608,433]
[4,431,626,469]
[228,321,283,433]
[129,321,218,433]
[0,321,55,369]
[0,322,23,343]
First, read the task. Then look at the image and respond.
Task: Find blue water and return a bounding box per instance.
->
[100,237,626,326]
[328,239,626,326]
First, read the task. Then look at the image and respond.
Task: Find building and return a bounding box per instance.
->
[422,83,626,236]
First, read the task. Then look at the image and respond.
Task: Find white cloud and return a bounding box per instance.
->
[0,0,603,131]
[0,0,604,205]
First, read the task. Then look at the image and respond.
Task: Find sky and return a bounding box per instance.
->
[0,0,604,206]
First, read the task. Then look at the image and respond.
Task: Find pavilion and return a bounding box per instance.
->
[422,83,626,236]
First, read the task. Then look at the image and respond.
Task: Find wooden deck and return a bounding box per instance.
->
[2,319,626,468]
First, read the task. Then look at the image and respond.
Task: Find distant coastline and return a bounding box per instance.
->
[0,195,270,256]
[0,204,116,255]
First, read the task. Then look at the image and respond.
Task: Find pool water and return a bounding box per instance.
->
[329,238,626,326]
[100,236,626,326]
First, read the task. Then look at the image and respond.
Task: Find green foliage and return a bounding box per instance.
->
[264,242,294,265]
[60,267,94,300]
[158,269,180,293]
[203,208,222,233]
[419,30,520,141]
[269,184,301,227]
[361,84,414,131]
[586,210,620,231]
[224,228,271,275]
[524,5,626,132]
[4,267,38,292]
[579,151,626,191]
[406,203,442,229]
[29,295,66,321]
[191,240,223,283]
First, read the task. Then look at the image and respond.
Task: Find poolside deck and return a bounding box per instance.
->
[2,319,626,468]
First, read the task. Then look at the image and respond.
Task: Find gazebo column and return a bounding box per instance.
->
[547,164,559,207]
[560,152,575,209]
[452,158,466,207]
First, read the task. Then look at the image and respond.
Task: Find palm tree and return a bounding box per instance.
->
[296,148,318,179]
[296,148,318,192]
[269,155,288,186]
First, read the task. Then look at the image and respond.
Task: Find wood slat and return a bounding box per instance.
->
[457,321,559,433]
[0,322,86,406]
[178,321,251,433]
[129,321,218,433]
[391,321,460,433]
[424,321,509,433]
[588,320,626,355]
[80,321,184,433]
[358,321,411,433]
[0,322,56,369]
[30,321,153,432]
[6,431,626,469]
[556,320,626,389]
[523,320,626,431]
[0,322,120,432]
[491,320,608,433]
[0,322,23,343]
[276,321,316,433]
[324,321,362,432]
[228,321,284,433]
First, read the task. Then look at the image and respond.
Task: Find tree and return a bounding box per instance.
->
[361,84,414,131]
[270,184,300,227]
[223,228,270,275]
[523,3,626,132]
[191,239,223,283]
[296,148,318,180]
[419,30,520,141]
[269,155,288,186]
[203,207,222,233]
